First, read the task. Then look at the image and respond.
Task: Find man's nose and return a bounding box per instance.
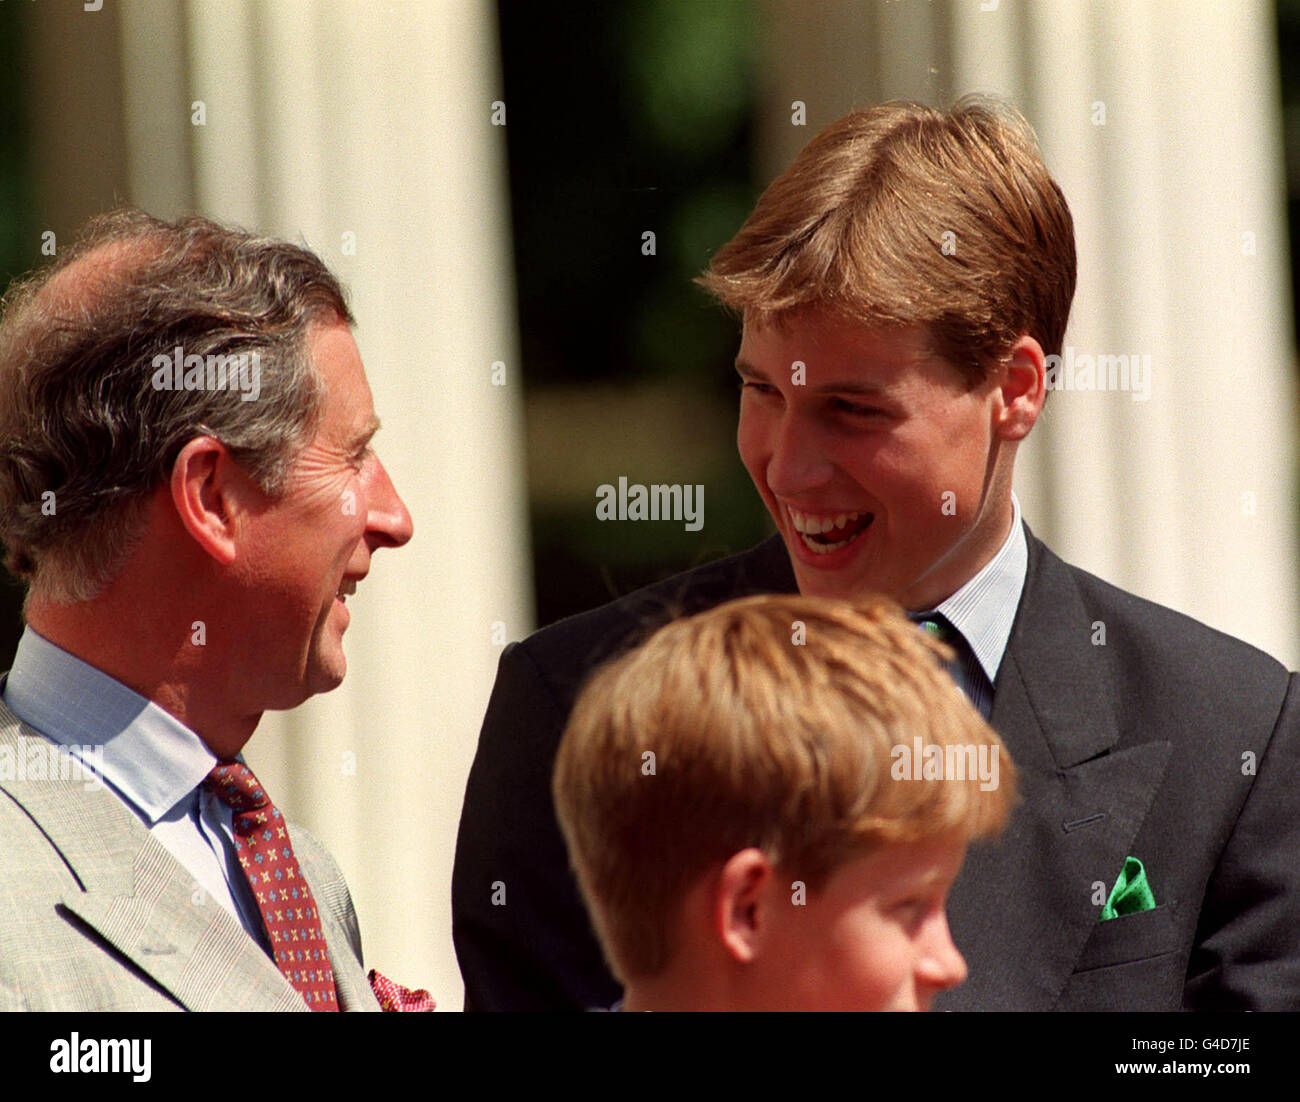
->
[366,456,414,548]
[764,414,833,498]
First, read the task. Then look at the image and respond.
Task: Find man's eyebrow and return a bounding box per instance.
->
[811,380,891,398]
[735,359,892,398]
[348,416,381,451]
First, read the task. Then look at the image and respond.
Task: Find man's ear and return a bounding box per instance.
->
[714,848,776,964]
[995,335,1047,441]
[169,436,246,566]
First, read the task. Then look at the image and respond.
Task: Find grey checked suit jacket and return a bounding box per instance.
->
[0,702,381,1011]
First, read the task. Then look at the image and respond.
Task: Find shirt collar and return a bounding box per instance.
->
[929,493,1028,685]
[1,626,218,824]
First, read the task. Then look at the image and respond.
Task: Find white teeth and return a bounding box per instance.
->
[789,507,860,534]
[787,506,870,553]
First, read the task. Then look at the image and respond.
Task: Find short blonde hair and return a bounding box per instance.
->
[552,594,1016,983]
[697,97,1076,383]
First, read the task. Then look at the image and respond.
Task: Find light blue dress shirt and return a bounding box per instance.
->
[917,493,1029,718]
[1,627,269,949]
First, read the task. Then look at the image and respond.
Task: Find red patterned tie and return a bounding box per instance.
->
[205,761,339,1011]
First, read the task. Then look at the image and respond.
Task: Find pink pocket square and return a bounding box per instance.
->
[368,969,436,1012]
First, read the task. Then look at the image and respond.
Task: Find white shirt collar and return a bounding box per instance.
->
[929,493,1028,685]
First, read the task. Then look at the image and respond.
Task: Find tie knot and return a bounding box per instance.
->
[908,610,953,643]
[205,761,271,814]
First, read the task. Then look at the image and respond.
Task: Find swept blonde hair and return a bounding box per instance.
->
[697,96,1076,383]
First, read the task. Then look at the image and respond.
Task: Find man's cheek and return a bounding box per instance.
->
[735,427,761,473]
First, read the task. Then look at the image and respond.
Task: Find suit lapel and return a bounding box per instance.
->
[317,912,372,1012]
[59,840,309,1012]
[934,529,1171,1009]
[733,534,799,596]
[0,714,308,1011]
[288,827,380,1012]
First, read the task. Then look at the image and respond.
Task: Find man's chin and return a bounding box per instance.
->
[264,665,346,712]
[783,537,921,606]
[789,560,882,603]
[303,642,348,697]
[309,661,347,695]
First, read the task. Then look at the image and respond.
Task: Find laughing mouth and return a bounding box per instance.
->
[336,578,358,604]
[788,506,873,556]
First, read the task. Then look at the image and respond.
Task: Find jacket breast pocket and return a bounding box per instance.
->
[1073,902,1181,974]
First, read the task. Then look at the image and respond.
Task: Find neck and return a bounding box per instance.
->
[621,962,736,1013]
[899,490,1016,612]
[26,589,261,760]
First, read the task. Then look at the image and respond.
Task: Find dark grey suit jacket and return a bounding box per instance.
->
[452,528,1300,1010]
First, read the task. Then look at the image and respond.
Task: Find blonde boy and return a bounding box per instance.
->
[552,593,1016,1012]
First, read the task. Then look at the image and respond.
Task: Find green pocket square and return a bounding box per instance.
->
[1099,856,1156,921]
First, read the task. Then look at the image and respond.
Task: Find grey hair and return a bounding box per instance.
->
[0,209,353,603]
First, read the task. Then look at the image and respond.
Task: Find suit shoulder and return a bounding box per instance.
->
[0,782,73,879]
[517,537,794,685]
[1054,553,1289,688]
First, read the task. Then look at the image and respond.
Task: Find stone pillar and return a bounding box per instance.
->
[116,0,531,1007]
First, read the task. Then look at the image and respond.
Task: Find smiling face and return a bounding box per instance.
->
[238,319,413,708]
[766,832,970,1012]
[737,311,1023,611]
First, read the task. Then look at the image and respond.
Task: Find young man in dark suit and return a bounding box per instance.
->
[452,98,1300,1011]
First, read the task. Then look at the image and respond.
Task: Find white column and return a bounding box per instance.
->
[119,0,532,1009]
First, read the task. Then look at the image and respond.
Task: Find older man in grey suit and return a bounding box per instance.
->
[0,211,414,1011]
